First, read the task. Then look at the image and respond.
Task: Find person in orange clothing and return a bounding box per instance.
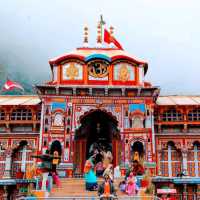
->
[98,174,117,200]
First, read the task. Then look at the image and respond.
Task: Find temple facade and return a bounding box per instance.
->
[0,23,200,199]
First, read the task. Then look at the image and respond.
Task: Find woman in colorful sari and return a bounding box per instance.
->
[84,156,98,191]
[126,172,136,196]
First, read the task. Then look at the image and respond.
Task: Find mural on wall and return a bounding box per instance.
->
[62,62,83,80]
[114,63,135,82]
[51,101,66,129]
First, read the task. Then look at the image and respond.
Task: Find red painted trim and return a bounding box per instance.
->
[87,80,109,85]
[111,55,147,65]
[112,80,137,85]
[60,80,84,84]
[77,47,122,51]
[49,54,85,66]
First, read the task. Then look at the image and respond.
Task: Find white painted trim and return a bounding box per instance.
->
[168,145,172,177]
[39,101,45,150]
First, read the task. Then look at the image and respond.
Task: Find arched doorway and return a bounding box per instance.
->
[74,109,121,173]
[131,141,144,163]
[50,140,62,156]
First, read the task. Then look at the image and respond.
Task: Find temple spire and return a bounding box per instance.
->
[83,25,89,47]
[97,15,105,47]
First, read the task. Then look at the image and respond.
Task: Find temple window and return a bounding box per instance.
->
[36,110,41,120]
[171,147,182,177]
[11,109,32,120]
[68,108,71,116]
[187,143,200,177]
[45,118,48,125]
[0,109,5,120]
[188,109,200,121]
[160,150,169,176]
[67,118,70,125]
[132,116,144,128]
[160,142,182,177]
[43,140,47,146]
[44,127,48,133]
[161,109,183,122]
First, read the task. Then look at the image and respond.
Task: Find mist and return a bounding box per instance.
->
[0,0,200,95]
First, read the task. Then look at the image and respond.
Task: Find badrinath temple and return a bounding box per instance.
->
[0,21,200,199]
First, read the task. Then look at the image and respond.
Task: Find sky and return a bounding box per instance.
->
[0,0,200,95]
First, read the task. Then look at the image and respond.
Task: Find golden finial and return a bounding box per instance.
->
[83,25,89,47]
[97,22,102,45]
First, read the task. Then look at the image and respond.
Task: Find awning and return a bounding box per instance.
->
[0,179,36,185]
[173,178,200,184]
[157,188,177,194]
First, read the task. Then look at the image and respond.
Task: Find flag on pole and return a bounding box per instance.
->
[2,79,24,92]
[104,28,123,50]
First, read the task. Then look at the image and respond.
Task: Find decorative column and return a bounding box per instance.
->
[183,183,188,200]
[194,145,199,177]
[197,184,200,199]
[3,148,12,179]
[21,146,27,173]
[168,145,172,177]
[182,148,188,175]
[157,149,162,176]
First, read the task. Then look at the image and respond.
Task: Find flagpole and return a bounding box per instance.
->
[100,15,105,44]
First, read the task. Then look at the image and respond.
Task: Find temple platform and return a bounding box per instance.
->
[48,178,156,199]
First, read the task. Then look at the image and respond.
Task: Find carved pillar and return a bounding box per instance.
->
[182,148,188,175]
[21,146,27,173]
[168,145,172,177]
[3,148,12,179]
[182,184,188,200]
[197,184,200,199]
[157,149,162,176]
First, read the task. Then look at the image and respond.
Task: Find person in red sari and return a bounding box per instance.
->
[132,160,144,176]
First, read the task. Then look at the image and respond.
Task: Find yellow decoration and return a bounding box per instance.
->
[52,151,59,165]
[118,64,130,82]
[133,151,140,162]
[88,61,109,78]
[66,63,79,80]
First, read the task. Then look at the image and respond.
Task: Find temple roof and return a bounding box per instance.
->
[1,95,200,106]
[49,48,148,74]
[156,96,200,106]
[0,95,41,106]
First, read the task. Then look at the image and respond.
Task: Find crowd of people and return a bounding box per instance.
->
[83,143,145,199]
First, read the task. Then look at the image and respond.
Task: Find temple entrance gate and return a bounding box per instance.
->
[73,109,121,174]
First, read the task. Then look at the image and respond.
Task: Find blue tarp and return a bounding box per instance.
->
[51,102,66,111]
[129,104,145,113]
[173,178,200,184]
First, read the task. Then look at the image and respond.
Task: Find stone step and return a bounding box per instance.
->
[49,178,125,197]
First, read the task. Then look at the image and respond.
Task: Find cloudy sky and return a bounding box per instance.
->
[0,0,199,95]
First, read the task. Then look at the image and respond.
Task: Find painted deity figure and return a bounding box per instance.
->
[84,156,98,191]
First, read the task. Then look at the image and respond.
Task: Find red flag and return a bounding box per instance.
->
[2,79,24,91]
[104,29,123,50]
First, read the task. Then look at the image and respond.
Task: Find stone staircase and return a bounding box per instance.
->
[49,178,124,198]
